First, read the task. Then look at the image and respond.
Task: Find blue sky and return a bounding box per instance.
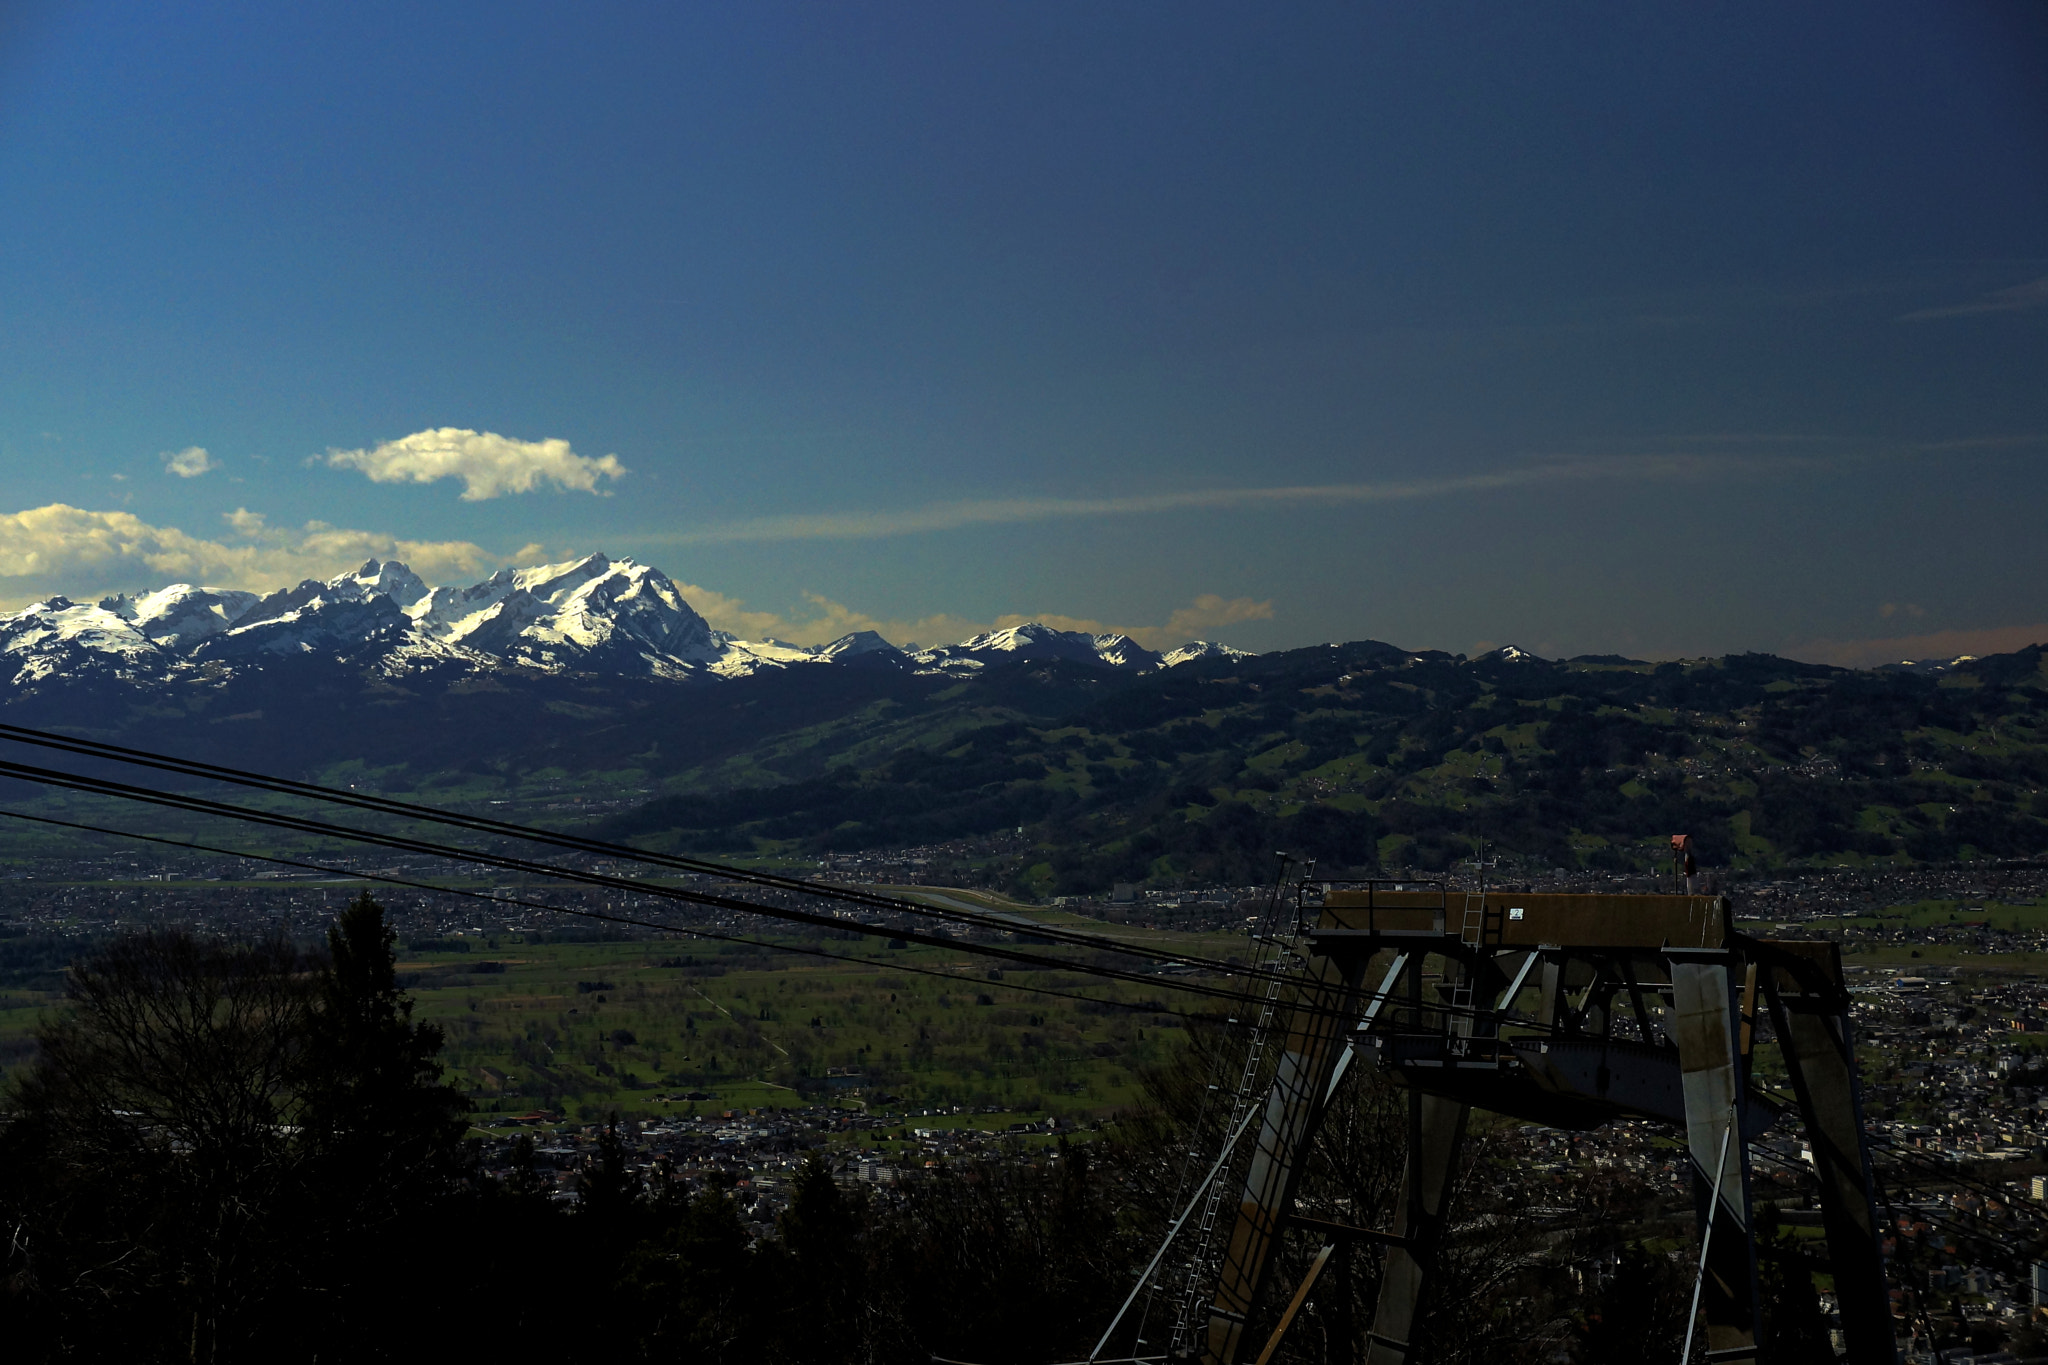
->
[2,1,2044,663]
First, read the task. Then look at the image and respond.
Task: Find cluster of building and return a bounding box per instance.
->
[471,1102,1077,1236]
[0,853,1025,954]
[1481,957,2048,1362]
[813,831,1034,886]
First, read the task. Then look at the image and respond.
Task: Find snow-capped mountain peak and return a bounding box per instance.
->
[99,583,262,648]
[1161,639,1254,668]
[0,558,1255,690]
[327,558,430,610]
[815,630,901,661]
[512,552,617,604]
[907,621,1164,675]
[0,597,163,683]
[1088,632,1155,670]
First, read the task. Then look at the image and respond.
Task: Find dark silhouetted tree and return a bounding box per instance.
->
[619,1188,766,1362]
[771,1154,869,1362]
[0,931,310,1362]
[579,1116,644,1221]
[293,892,469,1354]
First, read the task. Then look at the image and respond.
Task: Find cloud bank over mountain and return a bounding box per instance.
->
[673,582,1272,652]
[0,501,1271,661]
[0,504,501,608]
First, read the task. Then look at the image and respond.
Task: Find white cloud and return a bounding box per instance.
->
[648,439,2045,549]
[0,503,498,609]
[1158,594,1274,642]
[1898,275,2048,322]
[161,446,216,478]
[674,582,982,648]
[646,454,1759,546]
[676,584,1271,651]
[322,427,626,500]
[1791,622,2048,670]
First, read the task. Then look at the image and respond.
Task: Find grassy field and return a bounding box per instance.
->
[404,912,1246,1170]
[6,885,2041,1125]
[0,873,1254,1124]
[1730,892,2048,976]
[0,927,1220,1125]
[403,912,1243,1124]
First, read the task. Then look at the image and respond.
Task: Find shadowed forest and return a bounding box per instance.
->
[0,895,1906,1364]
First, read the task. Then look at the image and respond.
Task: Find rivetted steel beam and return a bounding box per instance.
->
[1761,941,1892,1364]
[1199,951,1363,1364]
[1668,950,1761,1362]
[1361,1089,1469,1365]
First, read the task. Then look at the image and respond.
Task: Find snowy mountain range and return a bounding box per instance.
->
[0,554,1252,690]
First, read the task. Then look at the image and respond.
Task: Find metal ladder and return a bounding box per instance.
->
[1457,890,1487,947]
[1446,892,1487,1036]
[1166,933,1297,1356]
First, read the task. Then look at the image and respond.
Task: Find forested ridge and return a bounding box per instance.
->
[599,644,2048,893]
[7,639,2045,892]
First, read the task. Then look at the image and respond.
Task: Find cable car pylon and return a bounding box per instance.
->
[1101,869,1892,1365]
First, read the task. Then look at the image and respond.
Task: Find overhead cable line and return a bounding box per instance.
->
[0,755,1306,1014]
[0,756,1533,1035]
[0,722,1276,981]
[0,806,1197,1022]
[0,726,1595,1037]
[1745,1142,2043,1276]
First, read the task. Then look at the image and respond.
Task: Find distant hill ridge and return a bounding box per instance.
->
[0,552,1250,688]
[4,558,2044,887]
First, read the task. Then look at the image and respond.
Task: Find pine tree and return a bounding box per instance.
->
[773,1154,869,1361]
[578,1117,643,1220]
[302,891,467,1208]
[294,893,468,1353]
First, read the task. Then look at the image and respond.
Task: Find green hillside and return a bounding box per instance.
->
[6,640,2046,894]
[597,643,2048,895]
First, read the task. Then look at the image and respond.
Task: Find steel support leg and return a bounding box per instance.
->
[1200,953,1361,1365]
[1362,1089,1469,1364]
[1670,953,1761,1361]
[1764,943,1891,1364]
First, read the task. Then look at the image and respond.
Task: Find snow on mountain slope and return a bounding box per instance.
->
[814,630,907,665]
[0,598,168,684]
[707,635,823,679]
[908,622,1163,675]
[408,569,534,642]
[1088,632,1160,670]
[0,556,1256,689]
[513,553,618,604]
[196,592,414,660]
[499,556,719,673]
[1160,640,1254,668]
[100,584,263,648]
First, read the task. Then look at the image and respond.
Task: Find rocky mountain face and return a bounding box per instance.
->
[0,554,1250,690]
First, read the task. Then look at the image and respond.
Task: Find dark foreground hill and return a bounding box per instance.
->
[4,631,2045,895]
